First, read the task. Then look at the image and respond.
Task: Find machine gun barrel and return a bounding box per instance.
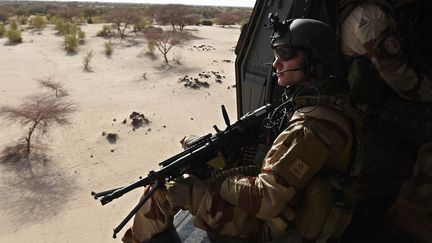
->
[91,103,273,238]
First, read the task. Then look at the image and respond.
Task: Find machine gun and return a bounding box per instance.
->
[91,104,273,238]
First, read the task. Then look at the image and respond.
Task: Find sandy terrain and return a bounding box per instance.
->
[0,23,240,242]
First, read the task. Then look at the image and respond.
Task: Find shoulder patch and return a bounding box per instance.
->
[289,159,309,179]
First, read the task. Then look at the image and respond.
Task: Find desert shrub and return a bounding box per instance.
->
[78,29,85,43]
[146,40,156,55]
[64,34,78,52]
[54,19,78,36]
[30,15,45,29]
[18,16,28,25]
[54,18,67,34]
[143,26,162,34]
[71,17,84,25]
[104,41,113,56]
[201,19,213,26]
[87,17,93,24]
[6,29,22,43]
[83,50,94,71]
[50,16,62,25]
[91,16,103,24]
[96,25,112,37]
[10,19,18,30]
[0,24,5,37]
[134,17,153,32]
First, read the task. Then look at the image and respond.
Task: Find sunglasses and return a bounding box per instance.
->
[273,47,298,61]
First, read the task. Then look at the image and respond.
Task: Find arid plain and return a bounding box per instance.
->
[0,23,240,242]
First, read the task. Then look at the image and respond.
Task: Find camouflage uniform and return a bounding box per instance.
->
[122,96,355,243]
[340,2,432,102]
[338,3,432,241]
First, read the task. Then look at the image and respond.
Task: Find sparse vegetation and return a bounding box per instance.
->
[83,50,94,71]
[64,33,78,52]
[38,77,68,98]
[0,94,75,161]
[96,24,112,37]
[6,29,22,43]
[145,29,188,64]
[60,23,85,52]
[104,8,141,41]
[154,4,198,31]
[215,12,237,27]
[30,15,45,29]
[146,39,156,55]
[18,15,28,25]
[201,19,213,26]
[78,29,86,43]
[10,19,18,30]
[0,24,5,37]
[104,41,113,56]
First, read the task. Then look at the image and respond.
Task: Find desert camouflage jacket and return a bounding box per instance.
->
[218,101,354,223]
[340,3,432,101]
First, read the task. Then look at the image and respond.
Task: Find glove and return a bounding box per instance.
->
[166,175,208,215]
[179,135,199,150]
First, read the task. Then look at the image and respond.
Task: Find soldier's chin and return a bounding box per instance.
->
[277,78,290,87]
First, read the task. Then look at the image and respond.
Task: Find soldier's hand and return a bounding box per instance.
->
[180,135,198,150]
[166,175,208,215]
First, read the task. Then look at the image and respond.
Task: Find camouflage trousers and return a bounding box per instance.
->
[121,179,264,243]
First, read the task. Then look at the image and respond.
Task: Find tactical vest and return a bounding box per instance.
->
[266,94,364,243]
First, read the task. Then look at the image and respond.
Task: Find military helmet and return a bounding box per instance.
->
[271,18,339,66]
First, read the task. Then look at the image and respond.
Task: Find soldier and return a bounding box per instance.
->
[336,0,432,241]
[122,18,361,243]
[338,0,432,103]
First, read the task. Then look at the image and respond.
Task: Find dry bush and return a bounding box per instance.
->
[201,19,213,26]
[38,77,68,98]
[78,29,85,43]
[103,8,141,41]
[18,15,28,25]
[64,33,78,52]
[145,29,189,64]
[6,29,22,43]
[61,23,84,53]
[0,24,5,37]
[0,94,76,160]
[10,19,18,30]
[50,6,80,22]
[104,41,113,56]
[215,12,238,27]
[134,16,153,32]
[30,15,45,29]
[96,25,113,37]
[154,4,195,31]
[83,50,94,71]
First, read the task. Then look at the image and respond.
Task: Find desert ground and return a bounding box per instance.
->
[0,23,240,242]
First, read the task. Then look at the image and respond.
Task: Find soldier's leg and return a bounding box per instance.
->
[122,185,179,243]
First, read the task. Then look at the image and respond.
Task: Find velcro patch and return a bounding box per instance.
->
[289,159,309,179]
[383,36,401,56]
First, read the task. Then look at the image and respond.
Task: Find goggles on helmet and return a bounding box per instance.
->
[273,47,299,61]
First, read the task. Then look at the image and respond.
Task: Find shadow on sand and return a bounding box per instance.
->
[0,142,77,228]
